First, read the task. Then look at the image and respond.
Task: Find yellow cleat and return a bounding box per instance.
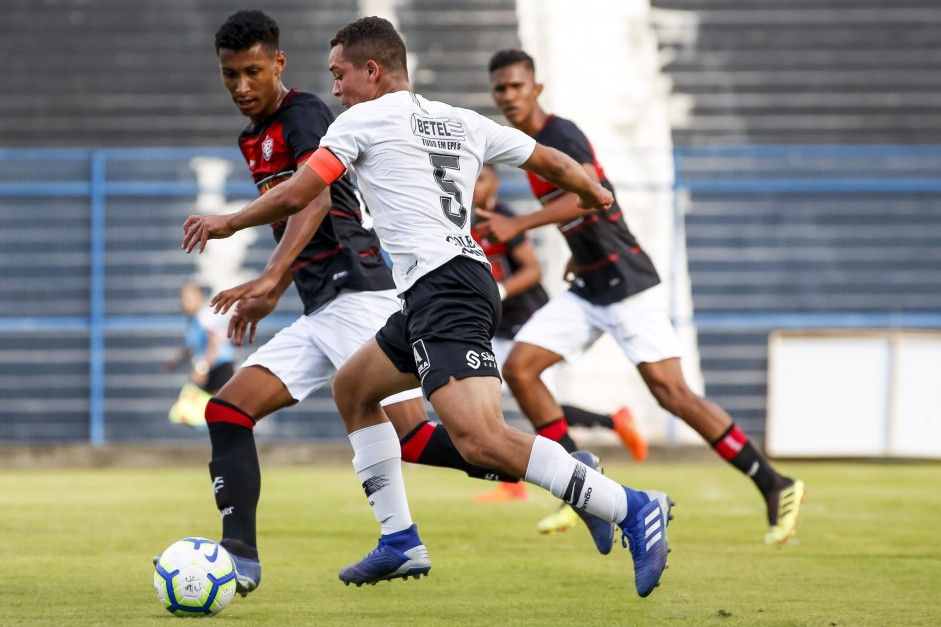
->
[764,479,806,545]
[537,504,580,535]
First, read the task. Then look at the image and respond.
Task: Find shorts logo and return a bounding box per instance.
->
[262,135,274,161]
[413,340,430,379]
[466,350,481,369]
[466,350,498,370]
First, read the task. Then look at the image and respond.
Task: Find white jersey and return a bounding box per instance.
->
[320,90,536,293]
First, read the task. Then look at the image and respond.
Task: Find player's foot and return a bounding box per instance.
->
[537,503,579,535]
[220,539,261,597]
[619,489,673,598]
[474,481,528,503]
[611,406,648,462]
[569,451,616,555]
[339,524,431,586]
[152,541,261,598]
[764,478,806,545]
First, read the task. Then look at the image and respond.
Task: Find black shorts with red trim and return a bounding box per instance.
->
[376,255,502,397]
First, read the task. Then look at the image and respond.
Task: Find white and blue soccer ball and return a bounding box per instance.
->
[154,537,237,617]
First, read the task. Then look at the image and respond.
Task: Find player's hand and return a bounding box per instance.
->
[563,257,576,283]
[228,296,277,346]
[577,183,613,212]
[475,208,522,243]
[182,214,235,253]
[211,274,280,315]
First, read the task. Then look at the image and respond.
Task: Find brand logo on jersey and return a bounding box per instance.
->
[412,340,431,379]
[262,135,274,161]
[411,114,465,150]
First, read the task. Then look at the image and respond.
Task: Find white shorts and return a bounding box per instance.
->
[512,284,681,365]
[241,289,423,406]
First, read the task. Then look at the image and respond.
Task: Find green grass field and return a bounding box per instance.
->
[1,460,938,626]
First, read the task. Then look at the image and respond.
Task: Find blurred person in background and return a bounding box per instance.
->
[163,281,235,428]
[471,164,647,508]
[485,48,804,545]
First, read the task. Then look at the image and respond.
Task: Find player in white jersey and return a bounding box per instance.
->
[182,16,674,598]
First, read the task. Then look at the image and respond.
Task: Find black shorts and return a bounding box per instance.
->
[376,256,502,397]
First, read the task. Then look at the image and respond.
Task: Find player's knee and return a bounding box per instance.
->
[502,354,536,390]
[331,368,360,414]
[650,380,696,416]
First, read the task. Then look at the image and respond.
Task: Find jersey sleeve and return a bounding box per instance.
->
[542,119,593,165]
[318,106,367,171]
[279,97,332,164]
[480,116,536,167]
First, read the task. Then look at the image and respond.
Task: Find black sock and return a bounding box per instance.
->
[400,420,520,483]
[711,424,785,498]
[206,399,260,558]
[562,405,615,430]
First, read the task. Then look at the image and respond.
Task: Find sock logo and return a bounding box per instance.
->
[562,462,587,507]
[747,461,759,477]
[362,475,390,499]
[220,506,234,518]
[212,476,224,494]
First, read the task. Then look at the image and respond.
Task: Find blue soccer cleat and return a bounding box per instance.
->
[219,538,262,597]
[569,451,616,555]
[619,489,674,598]
[228,552,262,598]
[339,524,431,587]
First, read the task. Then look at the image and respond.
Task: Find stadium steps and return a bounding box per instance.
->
[0,1,357,147]
[395,0,520,120]
[651,0,941,144]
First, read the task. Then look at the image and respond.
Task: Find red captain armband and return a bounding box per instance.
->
[306,147,347,185]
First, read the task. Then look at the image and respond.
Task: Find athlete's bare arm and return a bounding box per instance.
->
[226,271,294,346]
[520,144,611,211]
[211,185,333,315]
[502,238,542,298]
[182,164,328,253]
[479,146,606,242]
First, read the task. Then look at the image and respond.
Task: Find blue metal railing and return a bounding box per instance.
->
[2,145,941,445]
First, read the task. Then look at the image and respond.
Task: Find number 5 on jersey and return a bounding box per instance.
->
[430,154,467,228]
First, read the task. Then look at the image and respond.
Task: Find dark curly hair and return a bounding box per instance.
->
[488,49,535,75]
[215,10,279,54]
[330,16,407,74]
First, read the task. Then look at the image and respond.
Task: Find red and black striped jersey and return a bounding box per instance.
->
[237,90,393,314]
[471,202,548,339]
[527,115,659,305]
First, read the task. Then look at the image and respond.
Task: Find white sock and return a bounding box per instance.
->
[349,422,413,535]
[524,436,627,523]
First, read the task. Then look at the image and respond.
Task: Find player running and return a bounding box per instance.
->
[194,11,523,598]
[183,17,675,598]
[482,48,804,545]
[470,164,647,507]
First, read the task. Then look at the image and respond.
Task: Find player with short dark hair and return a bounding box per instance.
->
[183,16,675,599]
[483,48,805,545]
[471,164,647,506]
[196,10,521,598]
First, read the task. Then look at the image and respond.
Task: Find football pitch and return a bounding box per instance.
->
[1,460,938,626]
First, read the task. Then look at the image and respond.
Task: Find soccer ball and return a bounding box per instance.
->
[154,537,237,617]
